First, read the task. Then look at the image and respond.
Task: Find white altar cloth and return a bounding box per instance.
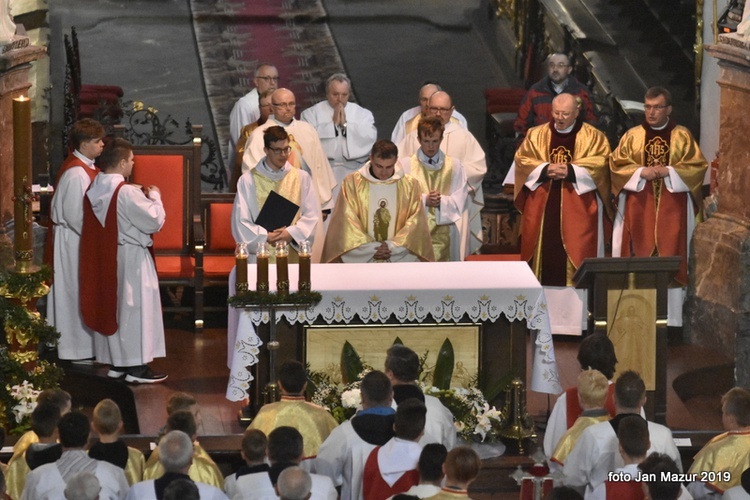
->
[226,261,562,401]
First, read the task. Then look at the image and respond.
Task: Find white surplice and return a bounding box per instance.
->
[22,452,129,500]
[300,100,377,201]
[228,88,260,166]
[232,471,337,500]
[242,116,337,211]
[86,174,166,367]
[398,122,486,258]
[227,160,321,366]
[314,419,377,500]
[47,151,98,360]
[126,479,228,500]
[401,151,469,261]
[390,106,468,145]
[562,418,682,497]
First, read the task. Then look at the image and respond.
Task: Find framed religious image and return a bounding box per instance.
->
[304,323,481,388]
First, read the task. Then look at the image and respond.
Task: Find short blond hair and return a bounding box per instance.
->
[577,369,608,408]
[92,399,122,435]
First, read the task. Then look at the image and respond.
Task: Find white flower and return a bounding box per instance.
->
[341,389,361,408]
[454,420,466,432]
[472,403,502,442]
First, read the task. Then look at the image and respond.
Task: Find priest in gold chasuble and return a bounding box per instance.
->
[610,86,707,287]
[322,140,434,263]
[401,116,469,261]
[514,93,611,335]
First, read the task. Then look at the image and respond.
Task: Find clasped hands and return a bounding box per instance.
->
[373,241,391,261]
[267,226,292,244]
[426,190,441,208]
[547,163,569,180]
[640,164,669,181]
[332,104,346,128]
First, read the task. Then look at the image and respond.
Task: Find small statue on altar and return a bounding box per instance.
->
[0,0,16,45]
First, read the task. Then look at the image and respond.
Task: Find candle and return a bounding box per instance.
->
[235,242,248,292]
[13,95,33,273]
[256,242,269,293]
[298,240,311,292]
[275,241,289,296]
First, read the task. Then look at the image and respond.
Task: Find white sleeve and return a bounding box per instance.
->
[120,186,166,235]
[285,172,322,246]
[436,161,469,226]
[231,174,268,251]
[52,168,91,235]
[524,162,550,191]
[663,166,691,194]
[569,164,598,195]
[344,108,377,160]
[543,394,568,457]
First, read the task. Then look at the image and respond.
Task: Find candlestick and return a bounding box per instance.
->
[298,240,311,292]
[235,242,248,292]
[275,241,289,296]
[256,241,269,293]
[13,95,35,274]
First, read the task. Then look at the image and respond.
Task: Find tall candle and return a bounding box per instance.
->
[275,241,289,296]
[298,239,311,292]
[13,95,33,273]
[256,242,269,293]
[235,242,248,292]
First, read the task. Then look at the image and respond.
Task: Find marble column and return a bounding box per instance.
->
[0,42,45,223]
[687,34,750,387]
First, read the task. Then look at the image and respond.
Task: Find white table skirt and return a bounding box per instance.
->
[226,261,562,401]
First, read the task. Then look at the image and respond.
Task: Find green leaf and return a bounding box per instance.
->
[340,341,363,384]
[432,338,455,390]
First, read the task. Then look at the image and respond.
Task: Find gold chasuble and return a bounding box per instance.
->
[550,414,610,466]
[610,120,706,285]
[409,155,454,261]
[515,121,610,286]
[687,431,750,493]
[248,396,339,458]
[144,443,223,487]
[322,163,435,263]
[252,167,302,263]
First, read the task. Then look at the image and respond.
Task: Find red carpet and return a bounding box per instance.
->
[189,0,347,166]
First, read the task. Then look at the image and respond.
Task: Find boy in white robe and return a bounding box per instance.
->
[80,138,167,383]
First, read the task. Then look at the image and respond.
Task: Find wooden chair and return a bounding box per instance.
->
[197,193,236,315]
[116,124,205,332]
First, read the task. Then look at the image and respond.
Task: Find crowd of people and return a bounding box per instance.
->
[1,339,749,499]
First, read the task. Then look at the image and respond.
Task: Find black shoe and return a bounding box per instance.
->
[124,365,168,384]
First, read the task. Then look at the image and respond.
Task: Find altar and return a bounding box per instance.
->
[226,261,562,403]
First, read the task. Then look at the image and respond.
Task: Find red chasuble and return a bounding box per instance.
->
[518,121,599,286]
[80,182,125,336]
[620,119,690,285]
[43,155,100,268]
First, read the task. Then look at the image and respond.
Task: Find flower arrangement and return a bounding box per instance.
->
[0,261,64,435]
[307,340,506,443]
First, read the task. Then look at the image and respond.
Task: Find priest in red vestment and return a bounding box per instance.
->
[514,93,611,335]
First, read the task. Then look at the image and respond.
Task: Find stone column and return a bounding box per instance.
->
[687,34,750,387]
[0,41,45,223]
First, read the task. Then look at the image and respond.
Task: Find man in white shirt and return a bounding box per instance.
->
[229,63,279,167]
[301,73,377,201]
[391,82,468,145]
[562,371,682,497]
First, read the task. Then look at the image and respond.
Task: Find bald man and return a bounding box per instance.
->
[242,88,336,214]
[397,91,486,258]
[514,93,610,335]
[391,82,468,144]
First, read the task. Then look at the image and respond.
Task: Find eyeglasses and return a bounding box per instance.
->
[548,63,570,68]
[256,76,280,82]
[429,106,453,113]
[272,102,295,109]
[643,105,669,111]
[267,146,292,155]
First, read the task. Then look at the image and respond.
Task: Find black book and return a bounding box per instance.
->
[255,190,300,232]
